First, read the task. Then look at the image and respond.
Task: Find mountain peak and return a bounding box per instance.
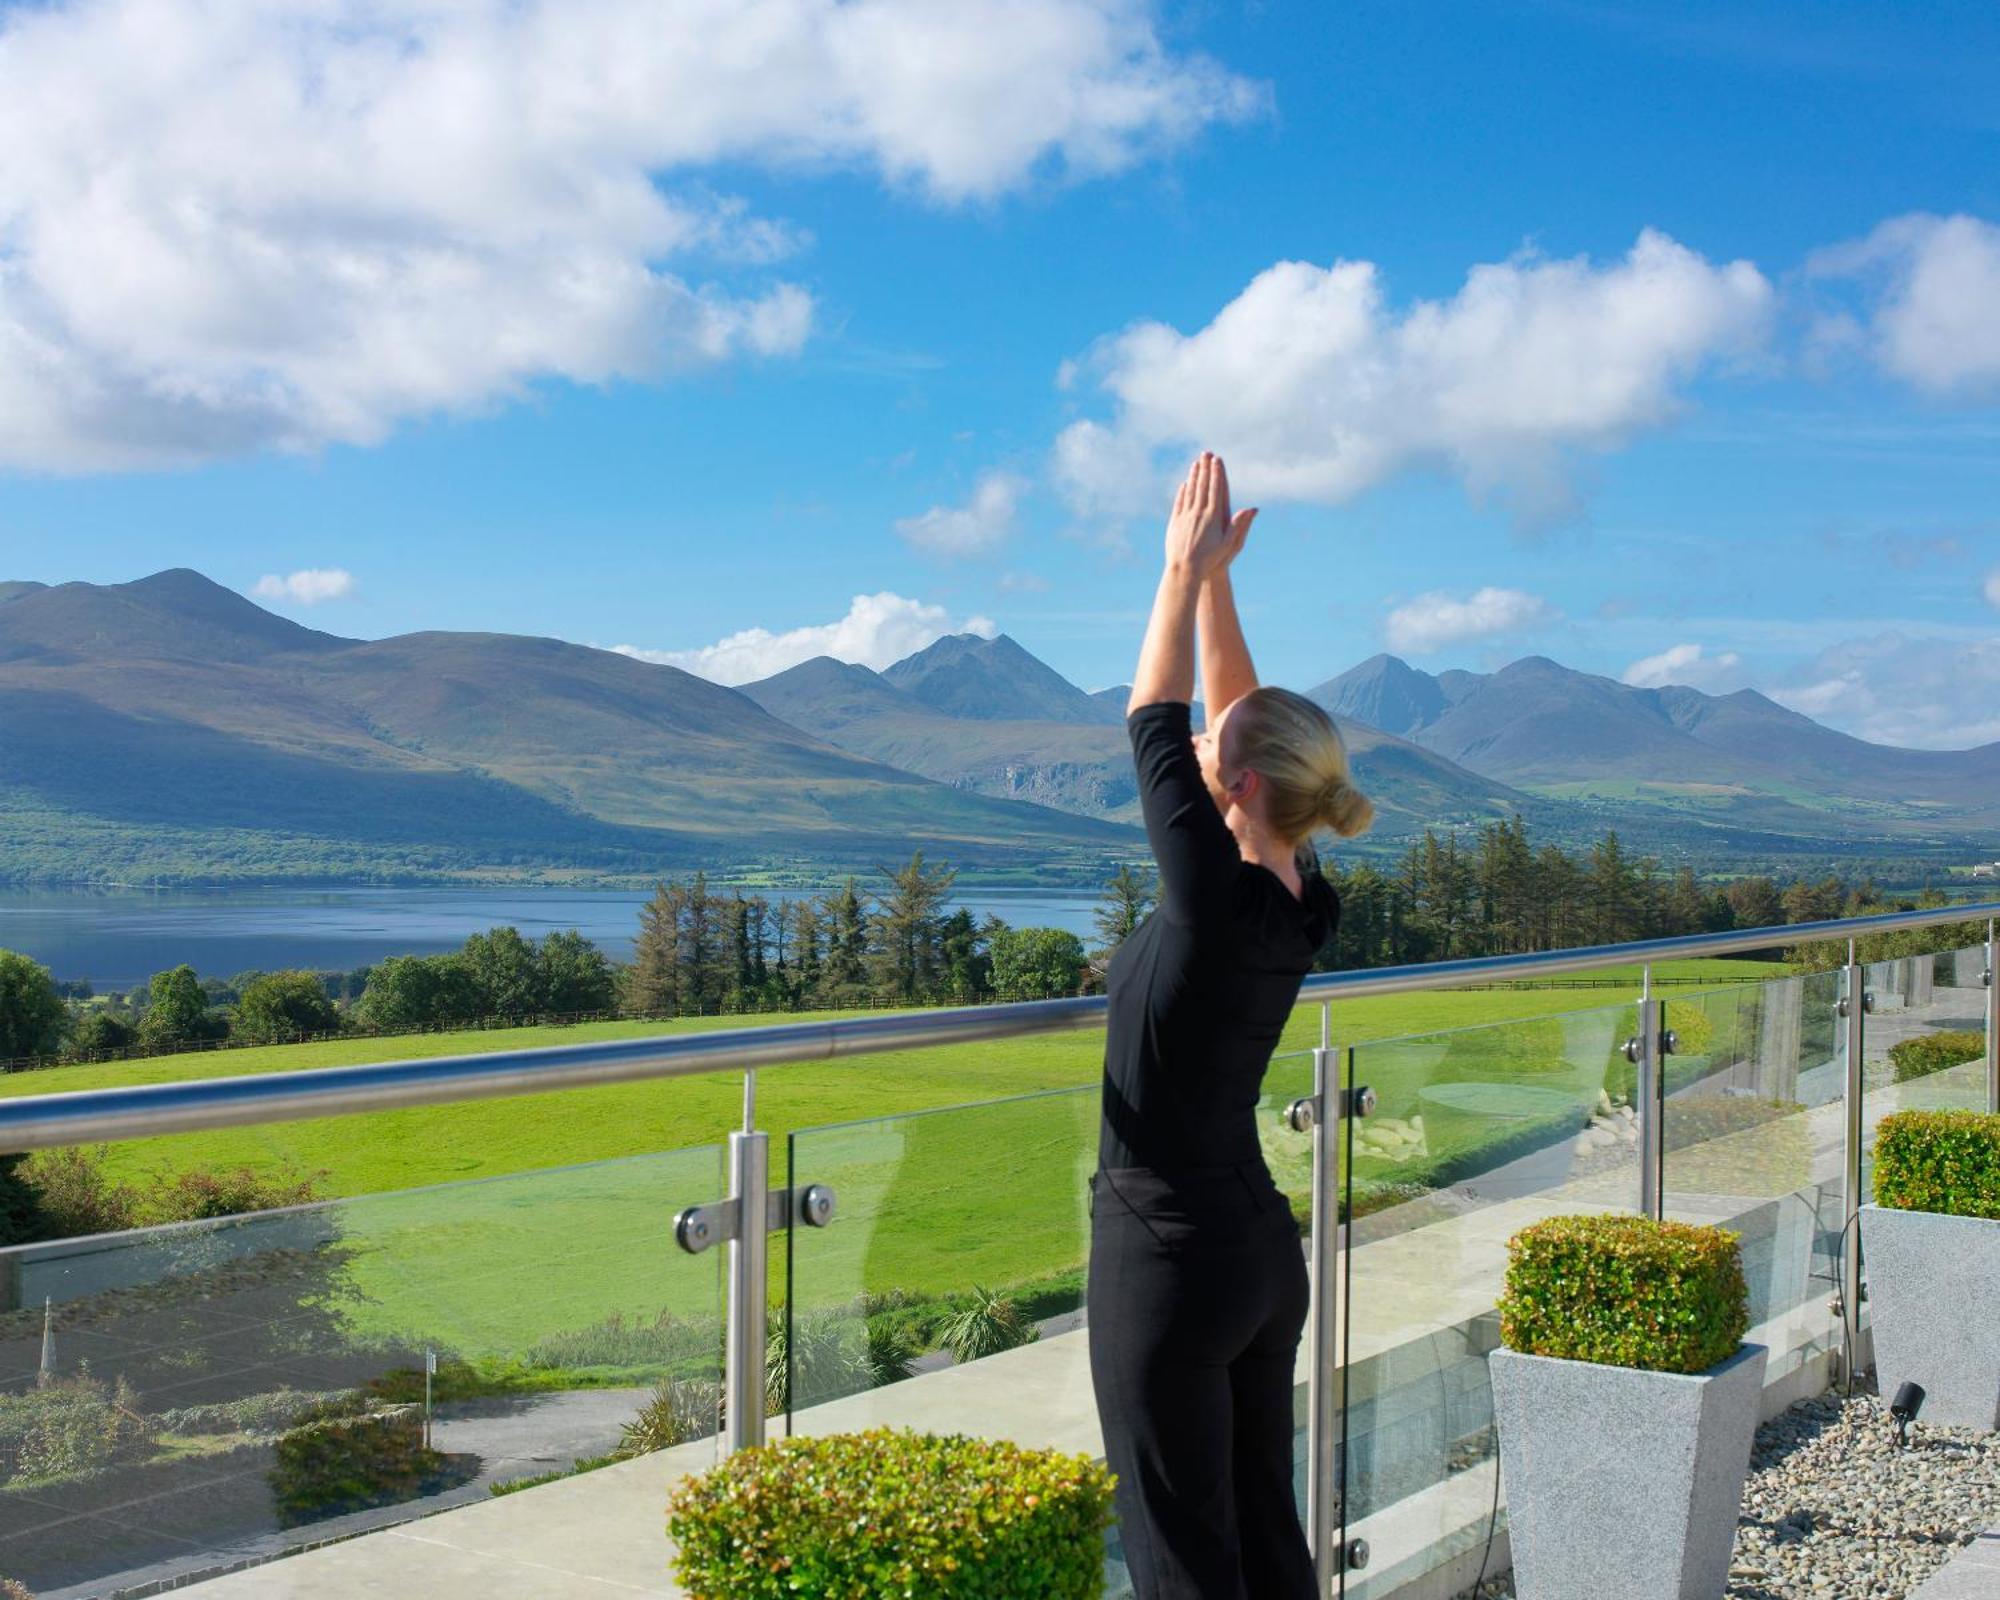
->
[1309,653,1447,736]
[882,632,1122,725]
[0,567,349,664]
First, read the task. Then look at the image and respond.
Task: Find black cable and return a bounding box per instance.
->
[1833,1205,1864,1397]
[1466,1424,1503,1598]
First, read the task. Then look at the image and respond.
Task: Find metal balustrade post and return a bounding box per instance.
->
[1987,921,1999,1116]
[1306,1001,1340,1594]
[1839,948,1868,1382]
[723,1127,770,1455]
[1633,966,1663,1220]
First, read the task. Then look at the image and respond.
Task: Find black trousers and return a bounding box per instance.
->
[1088,1164,1316,1600]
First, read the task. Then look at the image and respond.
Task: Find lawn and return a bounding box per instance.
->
[10,958,1787,1367]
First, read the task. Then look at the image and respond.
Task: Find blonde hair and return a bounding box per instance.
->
[1223,686,1375,843]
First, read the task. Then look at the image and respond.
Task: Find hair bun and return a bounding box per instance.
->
[1320,777,1375,839]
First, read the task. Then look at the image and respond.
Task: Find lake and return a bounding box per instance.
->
[0,886,1106,990]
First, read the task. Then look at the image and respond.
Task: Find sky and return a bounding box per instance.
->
[1,0,1998,747]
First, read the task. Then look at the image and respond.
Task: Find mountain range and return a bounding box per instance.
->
[0,571,1133,884]
[1311,654,2000,843]
[739,644,1537,835]
[1,569,1992,886]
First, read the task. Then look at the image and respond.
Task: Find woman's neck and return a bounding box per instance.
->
[1229,814,1298,881]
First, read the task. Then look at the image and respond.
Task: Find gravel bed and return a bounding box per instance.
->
[1453,1385,2000,1600]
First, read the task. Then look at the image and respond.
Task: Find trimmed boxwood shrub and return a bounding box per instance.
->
[1887,1030,1984,1084]
[666,1429,1116,1599]
[1498,1214,1749,1375]
[1873,1109,2000,1219]
[267,1396,447,1527]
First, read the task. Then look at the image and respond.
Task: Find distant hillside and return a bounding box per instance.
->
[0,571,1139,885]
[1311,653,2000,843]
[743,651,1541,840]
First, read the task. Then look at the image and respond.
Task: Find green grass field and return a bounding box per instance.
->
[11,958,1784,1366]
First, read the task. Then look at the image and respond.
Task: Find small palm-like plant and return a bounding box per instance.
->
[937,1286,1039,1364]
[616,1376,722,1458]
[765,1313,874,1414]
[863,1320,917,1387]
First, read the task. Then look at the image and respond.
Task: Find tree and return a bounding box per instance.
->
[989,927,1087,1000]
[627,880,689,1014]
[1092,864,1156,954]
[1720,880,1784,932]
[462,926,543,1016]
[540,929,616,1014]
[137,964,222,1049]
[1782,876,1844,927]
[869,853,957,1001]
[938,907,992,1001]
[1585,833,1643,946]
[356,954,482,1028]
[234,970,342,1043]
[680,872,722,1013]
[68,1009,136,1057]
[816,878,870,1000]
[0,950,65,1062]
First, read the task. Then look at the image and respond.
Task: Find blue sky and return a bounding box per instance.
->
[1,0,1997,745]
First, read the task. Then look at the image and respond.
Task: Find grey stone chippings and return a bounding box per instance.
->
[1453,1387,2000,1600]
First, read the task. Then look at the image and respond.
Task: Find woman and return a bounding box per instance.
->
[1089,451,1373,1600]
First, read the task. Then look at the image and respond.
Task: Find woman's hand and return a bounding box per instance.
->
[1163,452,1240,577]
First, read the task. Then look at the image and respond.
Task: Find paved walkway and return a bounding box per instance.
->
[1910,1526,2000,1600]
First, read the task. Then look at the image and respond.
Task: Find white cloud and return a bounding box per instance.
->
[615,593,998,685]
[1808,214,2000,399]
[1773,632,2000,749]
[1984,569,2000,609]
[1053,229,1772,525]
[1621,642,1745,691]
[895,472,1027,558]
[252,567,356,606]
[0,0,1261,472]
[1384,587,1559,654]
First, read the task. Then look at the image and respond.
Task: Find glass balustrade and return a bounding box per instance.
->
[1660,967,1844,1388]
[8,913,1995,1600]
[0,1117,725,1599]
[1335,999,1640,1599]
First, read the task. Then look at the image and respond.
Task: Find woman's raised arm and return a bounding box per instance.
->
[1197,457,1259,726]
[1127,453,1235,715]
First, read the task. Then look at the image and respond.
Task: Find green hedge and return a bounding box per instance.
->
[0,1374,152,1486]
[1498,1214,1748,1374]
[267,1397,448,1527]
[1887,1031,1984,1084]
[666,1429,1116,1599]
[1873,1109,2000,1219]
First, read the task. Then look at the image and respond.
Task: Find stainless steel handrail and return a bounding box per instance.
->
[2,900,1991,1152]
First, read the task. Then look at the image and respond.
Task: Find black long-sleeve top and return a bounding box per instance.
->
[1097,700,1342,1172]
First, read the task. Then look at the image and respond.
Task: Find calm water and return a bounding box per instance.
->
[0,886,1104,988]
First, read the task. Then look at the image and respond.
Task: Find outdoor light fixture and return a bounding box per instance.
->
[1889,1380,1926,1447]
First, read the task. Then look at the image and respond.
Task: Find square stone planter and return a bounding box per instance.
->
[1863,1203,2000,1431]
[1490,1342,1766,1600]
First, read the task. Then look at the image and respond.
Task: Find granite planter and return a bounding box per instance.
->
[1490,1342,1767,1600]
[1863,1203,2000,1431]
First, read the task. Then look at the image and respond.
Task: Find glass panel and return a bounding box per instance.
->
[0,1130,724,1599]
[1336,1000,1640,1599]
[783,1084,1099,1438]
[1865,943,1991,1125]
[1661,968,1844,1390]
